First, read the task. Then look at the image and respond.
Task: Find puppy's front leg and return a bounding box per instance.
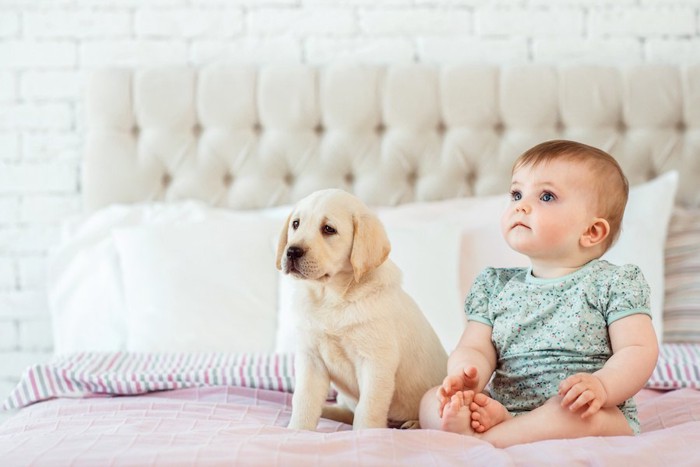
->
[288,352,330,431]
[352,362,397,430]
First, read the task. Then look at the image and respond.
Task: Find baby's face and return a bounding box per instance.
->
[501,159,599,263]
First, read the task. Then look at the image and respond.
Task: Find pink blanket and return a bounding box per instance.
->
[1,386,699,466]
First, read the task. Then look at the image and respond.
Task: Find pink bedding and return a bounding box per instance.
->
[1,386,699,466]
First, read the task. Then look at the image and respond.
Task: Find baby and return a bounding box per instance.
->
[418,140,659,448]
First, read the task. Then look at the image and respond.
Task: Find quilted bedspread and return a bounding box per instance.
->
[1,385,699,466]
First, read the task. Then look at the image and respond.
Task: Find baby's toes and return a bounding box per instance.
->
[444,399,460,417]
[472,420,487,433]
[473,392,489,407]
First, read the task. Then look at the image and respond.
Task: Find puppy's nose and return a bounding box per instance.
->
[286,246,304,259]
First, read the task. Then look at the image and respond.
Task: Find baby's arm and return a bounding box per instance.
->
[559,314,658,418]
[438,321,496,415]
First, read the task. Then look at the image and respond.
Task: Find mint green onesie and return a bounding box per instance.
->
[466,259,651,435]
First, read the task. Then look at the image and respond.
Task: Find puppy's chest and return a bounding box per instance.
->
[317,336,360,391]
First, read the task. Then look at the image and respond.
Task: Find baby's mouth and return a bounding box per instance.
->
[513,222,530,230]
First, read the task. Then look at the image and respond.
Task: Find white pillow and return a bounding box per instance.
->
[387,223,463,352]
[48,201,288,354]
[47,203,190,354]
[114,218,280,353]
[378,195,527,301]
[48,233,127,353]
[275,221,463,353]
[603,170,678,342]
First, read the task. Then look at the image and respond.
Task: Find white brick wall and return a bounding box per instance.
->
[1,0,700,409]
[136,9,244,37]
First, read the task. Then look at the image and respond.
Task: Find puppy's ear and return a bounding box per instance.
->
[275,213,292,271]
[350,212,391,282]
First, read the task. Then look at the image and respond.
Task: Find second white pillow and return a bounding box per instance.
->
[115,217,282,353]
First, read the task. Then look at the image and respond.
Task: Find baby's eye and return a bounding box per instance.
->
[292,219,300,230]
[510,190,522,201]
[540,192,555,202]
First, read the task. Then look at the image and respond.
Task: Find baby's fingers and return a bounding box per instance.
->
[559,384,585,408]
[441,377,457,393]
[558,374,581,395]
[437,386,447,399]
[463,367,478,383]
[438,399,446,417]
[580,398,603,419]
[567,389,595,413]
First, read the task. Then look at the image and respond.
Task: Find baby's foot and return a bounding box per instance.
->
[441,390,476,436]
[469,392,511,433]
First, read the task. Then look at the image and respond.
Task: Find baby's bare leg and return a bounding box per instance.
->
[418,385,442,430]
[479,396,633,448]
[470,392,511,433]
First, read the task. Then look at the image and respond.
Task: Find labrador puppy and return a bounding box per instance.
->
[276,189,448,430]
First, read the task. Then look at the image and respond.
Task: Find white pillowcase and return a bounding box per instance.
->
[48,201,288,354]
[114,218,281,353]
[48,231,127,353]
[603,170,678,341]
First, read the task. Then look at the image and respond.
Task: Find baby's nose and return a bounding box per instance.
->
[515,202,531,214]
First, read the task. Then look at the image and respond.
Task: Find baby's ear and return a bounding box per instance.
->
[580,218,610,248]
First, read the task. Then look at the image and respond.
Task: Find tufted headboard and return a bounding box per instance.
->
[84,63,700,211]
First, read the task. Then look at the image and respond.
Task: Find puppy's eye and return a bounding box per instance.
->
[322,225,337,235]
[291,219,299,230]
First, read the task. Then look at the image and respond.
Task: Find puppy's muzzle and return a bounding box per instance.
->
[284,245,305,275]
[286,246,305,260]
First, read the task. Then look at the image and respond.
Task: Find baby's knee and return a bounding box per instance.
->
[420,385,440,409]
[418,385,441,428]
[542,395,629,435]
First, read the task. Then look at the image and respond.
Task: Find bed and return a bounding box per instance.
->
[1,63,700,465]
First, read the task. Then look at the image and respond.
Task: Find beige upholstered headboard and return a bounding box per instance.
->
[84,64,700,211]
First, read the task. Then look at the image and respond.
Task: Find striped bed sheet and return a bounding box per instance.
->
[3,352,297,411]
[2,345,699,413]
[664,207,700,343]
[647,343,700,389]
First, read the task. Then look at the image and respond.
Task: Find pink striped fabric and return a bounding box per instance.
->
[2,352,296,411]
[646,343,700,389]
[663,207,700,343]
[3,346,697,412]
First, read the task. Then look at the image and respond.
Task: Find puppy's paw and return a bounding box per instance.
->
[398,420,420,430]
[287,414,318,431]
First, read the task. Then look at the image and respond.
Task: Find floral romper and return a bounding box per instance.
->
[466,259,651,434]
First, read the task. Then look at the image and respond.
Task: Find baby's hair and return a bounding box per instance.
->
[512,139,629,251]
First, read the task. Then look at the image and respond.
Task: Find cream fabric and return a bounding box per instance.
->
[84,64,700,210]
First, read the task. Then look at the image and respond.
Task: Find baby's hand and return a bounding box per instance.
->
[437,367,479,417]
[558,373,607,419]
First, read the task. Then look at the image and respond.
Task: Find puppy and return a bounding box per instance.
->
[276,189,448,430]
